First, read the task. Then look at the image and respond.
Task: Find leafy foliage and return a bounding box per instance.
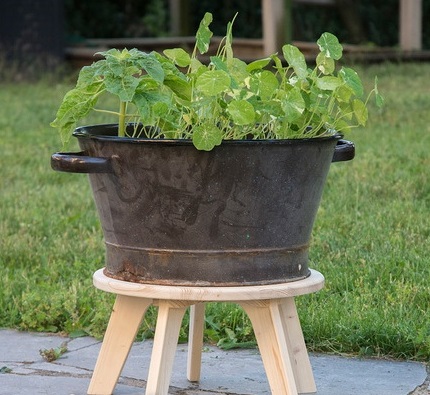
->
[1,63,430,359]
[52,13,382,150]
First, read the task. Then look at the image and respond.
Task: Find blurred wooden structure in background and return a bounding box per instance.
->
[170,0,423,55]
[67,0,427,68]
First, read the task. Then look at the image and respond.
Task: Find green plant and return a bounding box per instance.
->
[39,342,68,362]
[0,63,428,360]
[51,13,382,151]
[0,366,12,374]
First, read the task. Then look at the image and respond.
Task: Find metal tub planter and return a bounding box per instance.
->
[50,14,381,287]
[51,124,354,286]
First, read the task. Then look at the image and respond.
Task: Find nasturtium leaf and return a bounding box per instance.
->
[336,85,354,102]
[353,99,368,126]
[210,56,228,72]
[333,118,351,134]
[256,100,284,119]
[316,52,335,75]
[375,92,384,108]
[339,67,364,97]
[282,44,308,79]
[192,124,223,151]
[316,76,341,91]
[338,101,353,120]
[227,100,255,125]
[163,75,192,101]
[271,54,284,74]
[317,32,343,60]
[196,12,213,54]
[309,86,330,112]
[246,57,271,73]
[249,71,279,100]
[163,48,191,67]
[225,20,234,61]
[374,76,385,108]
[195,70,230,96]
[228,58,248,84]
[189,57,204,73]
[281,87,306,121]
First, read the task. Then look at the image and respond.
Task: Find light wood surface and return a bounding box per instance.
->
[87,295,152,395]
[88,270,324,395]
[400,0,422,51]
[279,298,317,393]
[187,303,205,382]
[93,269,324,301]
[146,300,190,395]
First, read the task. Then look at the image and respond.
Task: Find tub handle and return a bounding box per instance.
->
[332,139,355,162]
[51,152,112,173]
[52,140,353,172]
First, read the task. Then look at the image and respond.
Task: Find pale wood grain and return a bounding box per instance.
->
[146,300,190,395]
[93,269,324,301]
[87,295,152,395]
[89,270,324,395]
[187,303,205,382]
[280,298,316,393]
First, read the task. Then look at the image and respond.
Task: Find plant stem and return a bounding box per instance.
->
[93,108,121,116]
[118,101,128,137]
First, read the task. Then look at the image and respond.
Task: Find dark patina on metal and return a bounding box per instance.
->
[52,124,354,286]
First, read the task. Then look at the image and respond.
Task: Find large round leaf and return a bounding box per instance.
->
[192,124,223,151]
[340,67,364,97]
[249,71,279,100]
[353,99,368,126]
[282,44,308,79]
[195,70,231,96]
[163,48,191,67]
[281,87,305,122]
[227,100,255,125]
[317,32,343,60]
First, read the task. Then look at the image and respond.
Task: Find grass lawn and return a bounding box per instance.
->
[0,62,429,361]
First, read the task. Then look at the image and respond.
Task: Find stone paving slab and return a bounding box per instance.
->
[0,329,428,395]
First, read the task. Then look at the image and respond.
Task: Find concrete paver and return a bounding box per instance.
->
[0,329,428,395]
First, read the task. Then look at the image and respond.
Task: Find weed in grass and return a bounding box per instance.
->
[0,63,429,360]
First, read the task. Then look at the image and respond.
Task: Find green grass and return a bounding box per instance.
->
[0,62,429,361]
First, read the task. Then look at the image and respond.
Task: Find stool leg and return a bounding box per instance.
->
[279,298,316,394]
[88,295,152,395]
[239,300,298,395]
[187,303,205,382]
[145,300,189,395]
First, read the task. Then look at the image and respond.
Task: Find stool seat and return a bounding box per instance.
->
[93,268,324,301]
[88,269,324,395]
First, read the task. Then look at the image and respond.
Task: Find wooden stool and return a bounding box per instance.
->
[88,268,324,395]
